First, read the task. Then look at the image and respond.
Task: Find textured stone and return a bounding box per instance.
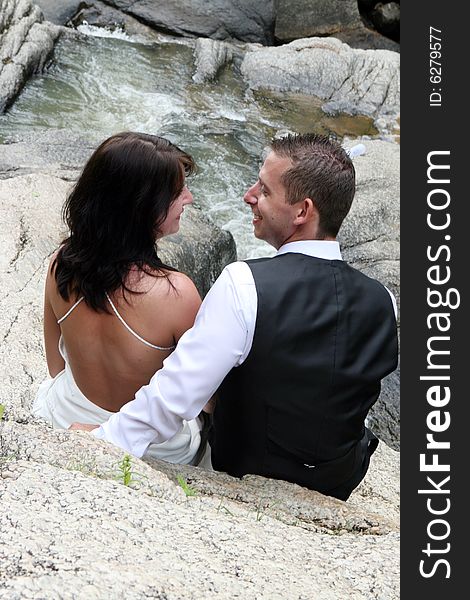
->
[31,0,82,25]
[67,0,177,43]
[372,2,400,38]
[275,0,362,42]
[0,414,399,598]
[0,0,61,113]
[101,0,275,44]
[241,37,400,134]
[192,38,233,83]
[333,25,400,52]
[341,138,400,448]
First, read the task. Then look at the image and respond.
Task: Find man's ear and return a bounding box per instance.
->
[293,198,317,225]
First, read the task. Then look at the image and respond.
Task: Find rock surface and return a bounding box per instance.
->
[100,0,275,45]
[241,37,400,134]
[0,419,399,598]
[0,0,61,113]
[275,0,362,42]
[341,139,400,317]
[31,0,82,26]
[342,139,400,449]
[192,38,234,84]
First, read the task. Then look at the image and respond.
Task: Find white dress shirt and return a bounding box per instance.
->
[92,241,396,457]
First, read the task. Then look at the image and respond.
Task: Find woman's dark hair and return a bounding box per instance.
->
[53,131,195,312]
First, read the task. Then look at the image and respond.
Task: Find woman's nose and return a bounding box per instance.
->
[182,187,193,205]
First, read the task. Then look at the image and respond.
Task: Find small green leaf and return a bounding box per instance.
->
[177,474,197,497]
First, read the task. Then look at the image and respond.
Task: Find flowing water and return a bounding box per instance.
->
[0,26,378,258]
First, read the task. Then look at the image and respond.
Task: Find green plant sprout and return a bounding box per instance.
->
[116,454,135,487]
[177,474,197,497]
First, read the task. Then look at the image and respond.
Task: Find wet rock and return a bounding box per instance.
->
[274,0,362,42]
[103,0,275,44]
[192,38,233,83]
[67,0,175,43]
[372,2,400,39]
[0,0,61,113]
[241,37,399,134]
[32,0,82,26]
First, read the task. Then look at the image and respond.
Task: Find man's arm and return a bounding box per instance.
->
[90,264,255,457]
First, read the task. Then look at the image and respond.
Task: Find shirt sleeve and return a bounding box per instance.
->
[92,262,256,457]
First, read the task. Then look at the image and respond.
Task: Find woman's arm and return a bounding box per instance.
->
[43,259,65,377]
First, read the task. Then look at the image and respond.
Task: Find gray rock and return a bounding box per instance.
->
[340,139,400,317]
[241,37,400,134]
[0,130,96,180]
[161,207,237,298]
[103,0,275,44]
[368,366,400,450]
[67,0,178,44]
[0,449,399,599]
[333,25,400,53]
[275,0,362,42]
[373,2,400,38]
[30,0,82,25]
[341,138,400,447]
[0,0,62,113]
[192,38,233,83]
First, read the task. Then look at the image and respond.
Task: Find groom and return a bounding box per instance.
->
[73,133,398,500]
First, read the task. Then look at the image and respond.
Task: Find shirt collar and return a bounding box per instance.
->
[276,240,342,261]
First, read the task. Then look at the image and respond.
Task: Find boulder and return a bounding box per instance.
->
[274,0,362,42]
[102,0,275,44]
[0,417,399,598]
[341,138,400,448]
[192,38,233,83]
[341,139,399,317]
[372,2,400,39]
[241,37,400,134]
[66,0,178,44]
[0,0,61,113]
[0,130,96,181]
[31,0,82,25]
[333,25,400,52]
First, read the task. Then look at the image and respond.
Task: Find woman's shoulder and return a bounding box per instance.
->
[134,269,200,306]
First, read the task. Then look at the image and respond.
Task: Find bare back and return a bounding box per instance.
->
[44,263,201,412]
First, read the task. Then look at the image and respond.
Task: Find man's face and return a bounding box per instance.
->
[244,151,298,250]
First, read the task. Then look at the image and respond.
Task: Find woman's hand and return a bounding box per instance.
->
[69,422,99,432]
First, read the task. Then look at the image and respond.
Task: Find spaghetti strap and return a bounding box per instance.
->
[105,292,175,351]
[57,297,84,324]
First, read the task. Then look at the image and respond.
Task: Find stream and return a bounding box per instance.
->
[0,25,379,259]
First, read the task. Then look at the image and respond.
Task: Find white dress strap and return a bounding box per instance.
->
[105,292,175,351]
[57,296,84,324]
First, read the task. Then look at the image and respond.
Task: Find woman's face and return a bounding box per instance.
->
[157,185,194,238]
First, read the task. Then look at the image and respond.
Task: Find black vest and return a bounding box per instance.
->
[210,253,398,500]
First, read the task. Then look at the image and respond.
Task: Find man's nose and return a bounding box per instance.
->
[244,182,258,205]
